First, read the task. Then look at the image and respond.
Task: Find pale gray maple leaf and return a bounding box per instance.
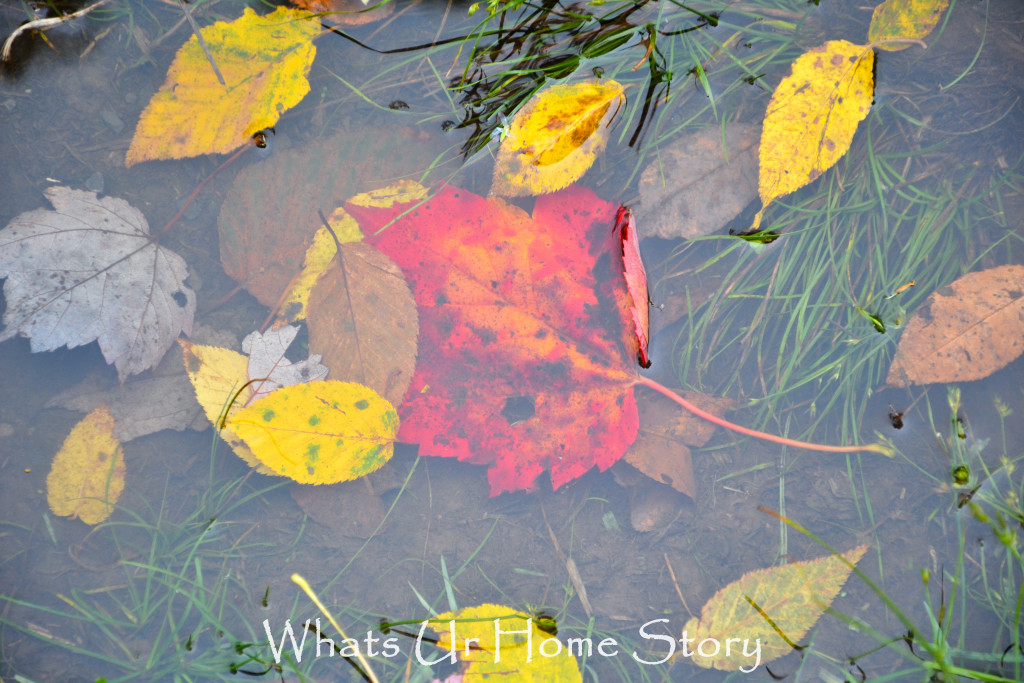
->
[242,324,328,403]
[0,186,195,381]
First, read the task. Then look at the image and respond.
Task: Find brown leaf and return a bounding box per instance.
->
[637,123,758,239]
[306,242,418,408]
[625,387,734,499]
[886,264,1024,386]
[217,129,442,308]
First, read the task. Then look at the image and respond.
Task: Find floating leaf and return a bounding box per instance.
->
[886,265,1024,386]
[179,339,269,472]
[218,130,440,308]
[275,208,363,323]
[638,123,759,239]
[869,0,949,51]
[617,207,650,367]
[242,324,328,402]
[346,185,640,495]
[126,7,318,166]
[46,404,125,525]
[306,242,418,407]
[0,187,195,381]
[684,545,868,671]
[430,604,582,682]
[227,380,397,484]
[491,80,624,197]
[753,41,874,229]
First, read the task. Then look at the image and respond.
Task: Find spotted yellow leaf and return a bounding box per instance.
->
[869,0,949,51]
[684,545,868,671]
[430,604,582,682]
[491,80,624,197]
[126,7,318,166]
[179,339,270,473]
[227,380,397,484]
[46,404,125,525]
[752,41,874,230]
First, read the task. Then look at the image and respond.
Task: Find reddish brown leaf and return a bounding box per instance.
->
[618,206,650,368]
[346,185,639,495]
[886,264,1024,386]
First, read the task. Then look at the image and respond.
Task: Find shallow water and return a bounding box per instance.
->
[1,0,1023,681]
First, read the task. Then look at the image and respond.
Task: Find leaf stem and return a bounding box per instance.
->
[634,375,892,455]
[156,142,251,239]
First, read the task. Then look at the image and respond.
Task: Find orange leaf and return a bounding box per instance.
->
[886,264,1024,386]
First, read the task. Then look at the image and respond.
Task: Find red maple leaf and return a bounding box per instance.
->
[346,185,887,496]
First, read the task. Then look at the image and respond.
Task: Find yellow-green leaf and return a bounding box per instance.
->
[869,0,949,51]
[126,7,318,166]
[431,604,582,682]
[46,404,125,525]
[228,380,397,484]
[491,80,624,197]
[684,545,868,671]
[275,208,363,324]
[753,41,874,230]
[179,339,270,474]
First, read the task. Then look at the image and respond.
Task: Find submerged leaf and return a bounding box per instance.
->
[753,41,874,229]
[869,0,949,51]
[0,187,195,381]
[46,404,125,525]
[684,545,868,671]
[242,324,328,402]
[227,380,397,484]
[886,265,1024,386]
[306,242,418,407]
[126,7,319,165]
[346,185,640,495]
[638,123,759,239]
[491,80,624,196]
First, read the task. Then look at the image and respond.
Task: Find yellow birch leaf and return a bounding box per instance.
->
[869,0,949,51]
[431,604,582,682]
[227,380,397,484]
[46,404,124,525]
[348,179,430,211]
[126,7,318,166]
[753,41,874,229]
[275,208,363,324]
[491,80,625,197]
[179,339,271,474]
[683,544,868,671]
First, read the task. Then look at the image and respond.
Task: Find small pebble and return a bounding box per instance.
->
[100,109,124,132]
[85,171,104,193]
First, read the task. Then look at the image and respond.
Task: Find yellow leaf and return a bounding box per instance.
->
[430,604,582,682]
[126,7,318,166]
[683,545,868,671]
[179,339,271,474]
[228,380,397,484]
[348,179,430,211]
[869,0,949,51]
[275,208,363,324]
[46,404,125,525]
[753,41,874,229]
[491,80,624,197]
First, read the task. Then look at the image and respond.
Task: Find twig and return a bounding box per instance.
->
[176,0,226,85]
[2,0,110,62]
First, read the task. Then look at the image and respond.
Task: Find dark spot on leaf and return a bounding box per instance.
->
[308,415,321,426]
[354,399,370,410]
[172,291,188,307]
[262,409,276,421]
[501,395,535,426]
